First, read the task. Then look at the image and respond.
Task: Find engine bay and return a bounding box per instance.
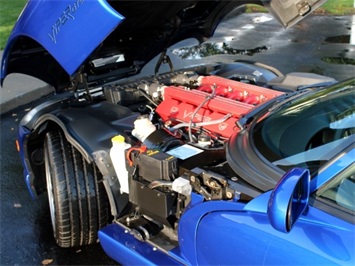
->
[92,64,290,246]
[18,60,337,251]
[82,61,334,248]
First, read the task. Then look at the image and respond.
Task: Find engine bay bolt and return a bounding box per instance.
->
[190,176,196,182]
[126,217,131,226]
[226,191,233,199]
[231,177,238,181]
[209,180,217,187]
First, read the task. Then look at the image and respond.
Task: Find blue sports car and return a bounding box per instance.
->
[1,0,354,265]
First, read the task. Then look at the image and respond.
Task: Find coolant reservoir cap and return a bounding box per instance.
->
[111,135,125,144]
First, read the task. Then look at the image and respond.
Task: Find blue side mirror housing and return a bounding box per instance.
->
[268,168,310,233]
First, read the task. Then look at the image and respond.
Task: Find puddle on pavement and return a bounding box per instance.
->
[325,35,350,44]
[172,42,268,59]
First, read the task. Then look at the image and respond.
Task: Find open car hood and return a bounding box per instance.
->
[1,0,327,91]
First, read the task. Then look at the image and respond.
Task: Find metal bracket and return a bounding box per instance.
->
[296,1,311,16]
[71,65,92,101]
[155,49,174,75]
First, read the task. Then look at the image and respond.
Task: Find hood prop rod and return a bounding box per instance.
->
[71,65,92,102]
[154,49,174,75]
[154,16,181,75]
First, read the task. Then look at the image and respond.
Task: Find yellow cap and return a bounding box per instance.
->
[111,135,125,144]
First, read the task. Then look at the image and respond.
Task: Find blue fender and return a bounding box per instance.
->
[177,194,246,264]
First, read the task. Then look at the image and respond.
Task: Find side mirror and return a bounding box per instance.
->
[268,168,310,233]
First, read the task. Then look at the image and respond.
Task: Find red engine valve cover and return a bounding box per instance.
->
[156,76,284,139]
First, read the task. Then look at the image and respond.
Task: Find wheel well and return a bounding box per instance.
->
[23,101,137,197]
[26,121,63,195]
[27,120,93,196]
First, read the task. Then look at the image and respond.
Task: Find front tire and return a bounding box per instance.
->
[44,130,108,247]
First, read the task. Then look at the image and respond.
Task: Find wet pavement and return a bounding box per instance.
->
[155,13,355,82]
[1,12,354,266]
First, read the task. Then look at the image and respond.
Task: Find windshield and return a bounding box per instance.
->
[253,79,355,176]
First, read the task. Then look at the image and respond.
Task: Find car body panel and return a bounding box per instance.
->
[99,224,185,266]
[1,0,124,82]
[196,205,354,265]
[98,150,355,265]
[17,125,35,198]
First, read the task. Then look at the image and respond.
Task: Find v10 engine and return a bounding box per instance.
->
[156,75,284,139]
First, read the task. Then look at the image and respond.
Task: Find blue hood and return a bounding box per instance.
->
[1,0,327,91]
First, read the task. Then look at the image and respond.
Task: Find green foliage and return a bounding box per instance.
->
[320,0,355,15]
[246,0,355,15]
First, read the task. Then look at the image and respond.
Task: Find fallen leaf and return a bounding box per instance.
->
[13,203,22,208]
[42,259,53,265]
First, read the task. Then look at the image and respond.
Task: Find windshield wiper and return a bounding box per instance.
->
[267,89,312,113]
[296,80,337,90]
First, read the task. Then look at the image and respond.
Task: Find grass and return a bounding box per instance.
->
[0,0,27,49]
[247,0,355,15]
[0,0,354,50]
[319,0,355,15]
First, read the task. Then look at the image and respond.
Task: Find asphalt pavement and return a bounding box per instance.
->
[0,52,54,115]
[0,13,354,116]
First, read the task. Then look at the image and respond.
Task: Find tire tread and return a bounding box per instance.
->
[45,131,108,247]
